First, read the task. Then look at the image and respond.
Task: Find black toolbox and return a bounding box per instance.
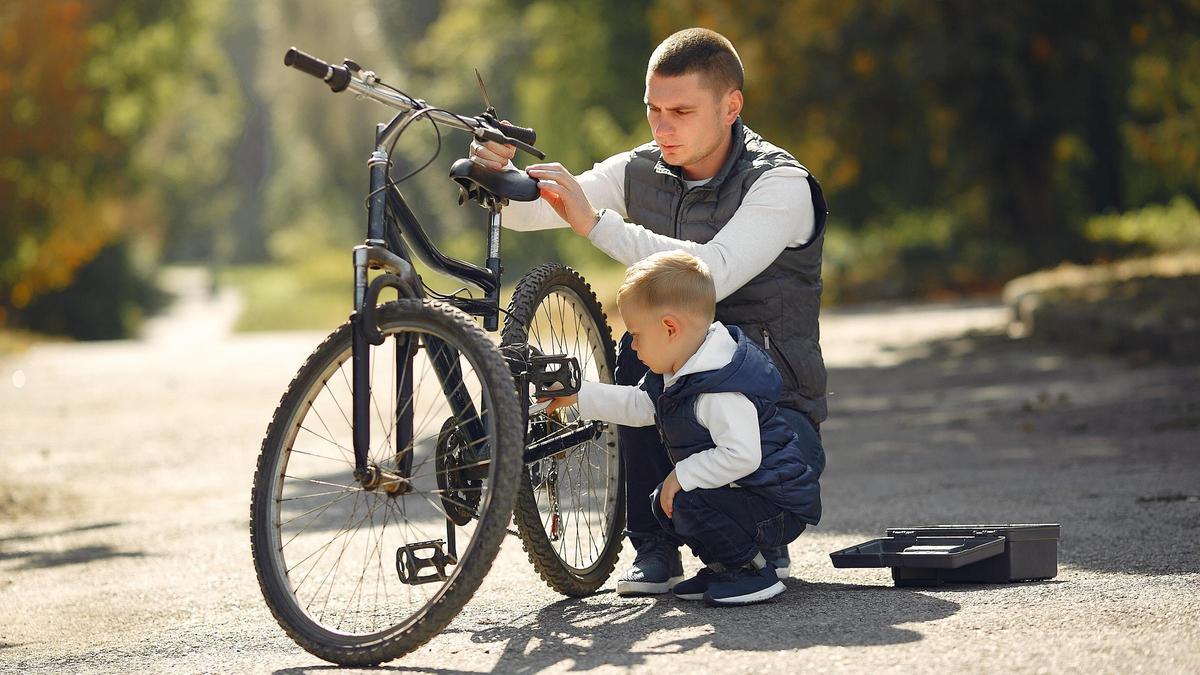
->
[829,524,1060,586]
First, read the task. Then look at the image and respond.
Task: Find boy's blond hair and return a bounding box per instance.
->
[617,250,716,323]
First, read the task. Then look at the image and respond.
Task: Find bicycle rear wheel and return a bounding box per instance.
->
[250,299,522,666]
[501,263,624,596]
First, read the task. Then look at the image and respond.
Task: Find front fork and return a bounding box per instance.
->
[348,258,490,490]
[349,147,497,491]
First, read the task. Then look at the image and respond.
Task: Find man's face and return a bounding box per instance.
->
[644,71,741,179]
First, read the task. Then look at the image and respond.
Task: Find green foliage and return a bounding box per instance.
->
[223,250,351,332]
[1084,196,1200,255]
[11,238,168,340]
[1123,11,1200,203]
[642,0,1200,295]
[255,0,401,263]
[0,0,241,338]
[223,244,626,333]
[10,0,1200,338]
[824,209,1025,302]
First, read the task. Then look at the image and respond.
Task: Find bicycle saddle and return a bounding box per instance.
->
[449,158,540,203]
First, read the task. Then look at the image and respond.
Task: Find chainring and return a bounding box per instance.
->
[435,416,481,526]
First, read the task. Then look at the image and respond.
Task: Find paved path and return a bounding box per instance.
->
[1,278,1197,673]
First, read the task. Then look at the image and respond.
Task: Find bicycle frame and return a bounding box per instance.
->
[349,114,502,489]
[281,57,604,499]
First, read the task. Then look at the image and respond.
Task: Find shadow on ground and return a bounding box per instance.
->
[468,585,958,672]
[817,330,1200,576]
[0,521,147,571]
[273,584,959,674]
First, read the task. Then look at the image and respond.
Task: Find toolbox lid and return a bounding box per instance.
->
[884,524,1060,542]
[830,535,1006,569]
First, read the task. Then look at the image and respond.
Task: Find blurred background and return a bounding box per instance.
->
[2,0,1198,341]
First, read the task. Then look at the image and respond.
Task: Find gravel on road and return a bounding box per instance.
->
[1,286,1197,674]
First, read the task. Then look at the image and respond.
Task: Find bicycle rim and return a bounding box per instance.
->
[251,300,521,664]
[504,264,623,588]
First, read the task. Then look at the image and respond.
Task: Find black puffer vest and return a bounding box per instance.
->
[623,119,829,423]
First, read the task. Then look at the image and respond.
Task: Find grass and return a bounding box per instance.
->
[222,251,353,332]
[222,250,628,334]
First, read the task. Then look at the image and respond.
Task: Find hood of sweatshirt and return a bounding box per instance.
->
[663,322,782,403]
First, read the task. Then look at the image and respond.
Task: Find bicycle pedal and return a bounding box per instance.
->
[550,513,562,541]
[396,540,457,585]
[528,354,582,398]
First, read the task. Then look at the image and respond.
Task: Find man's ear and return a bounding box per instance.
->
[724,89,743,125]
[661,314,681,338]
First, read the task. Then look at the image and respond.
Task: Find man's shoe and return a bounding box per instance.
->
[616,534,684,596]
[703,558,785,607]
[761,544,791,579]
[671,567,718,601]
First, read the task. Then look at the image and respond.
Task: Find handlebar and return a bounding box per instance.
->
[485,114,537,147]
[283,47,544,160]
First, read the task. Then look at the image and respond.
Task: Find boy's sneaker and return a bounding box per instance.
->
[761,544,791,579]
[704,558,786,607]
[671,567,718,601]
[616,534,684,596]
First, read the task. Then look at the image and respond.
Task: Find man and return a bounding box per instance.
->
[472,27,828,595]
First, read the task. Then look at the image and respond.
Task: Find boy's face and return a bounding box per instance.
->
[644,71,742,180]
[622,302,689,375]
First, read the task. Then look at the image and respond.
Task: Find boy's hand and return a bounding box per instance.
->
[659,470,682,518]
[539,392,578,415]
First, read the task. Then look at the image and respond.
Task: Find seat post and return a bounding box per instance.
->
[483,202,502,331]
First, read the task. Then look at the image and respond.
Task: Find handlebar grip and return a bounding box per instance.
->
[284,47,330,80]
[497,121,536,146]
[284,47,352,92]
[478,127,546,161]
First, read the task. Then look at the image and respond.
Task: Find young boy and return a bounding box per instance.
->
[545,250,822,606]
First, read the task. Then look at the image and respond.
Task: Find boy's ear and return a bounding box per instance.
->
[661,314,680,337]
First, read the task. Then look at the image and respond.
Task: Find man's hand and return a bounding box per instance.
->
[469,138,517,171]
[525,163,600,237]
[659,470,682,519]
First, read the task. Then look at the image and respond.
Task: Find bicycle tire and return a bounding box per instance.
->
[501,263,624,596]
[250,299,523,665]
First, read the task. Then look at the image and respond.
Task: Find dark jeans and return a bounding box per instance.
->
[616,331,826,536]
[651,483,806,568]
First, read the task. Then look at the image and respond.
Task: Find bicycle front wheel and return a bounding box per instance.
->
[250,299,522,666]
[502,263,624,596]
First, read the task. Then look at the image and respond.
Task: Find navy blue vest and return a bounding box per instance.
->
[640,326,822,524]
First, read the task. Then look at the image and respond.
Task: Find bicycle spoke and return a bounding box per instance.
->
[288,445,353,467]
[280,488,358,529]
[280,488,359,550]
[290,490,364,588]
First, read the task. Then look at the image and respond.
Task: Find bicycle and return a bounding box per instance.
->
[248,48,624,665]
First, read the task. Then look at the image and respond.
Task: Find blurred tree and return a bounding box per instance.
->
[256,0,407,261]
[374,0,651,280]
[1,1,126,331]
[168,0,1200,323]
[648,0,1200,297]
[0,0,241,337]
[1122,2,1200,205]
[220,6,273,264]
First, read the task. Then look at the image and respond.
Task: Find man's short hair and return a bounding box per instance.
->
[647,27,744,96]
[617,250,716,323]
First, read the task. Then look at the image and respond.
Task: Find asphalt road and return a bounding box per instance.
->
[1,274,1197,674]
